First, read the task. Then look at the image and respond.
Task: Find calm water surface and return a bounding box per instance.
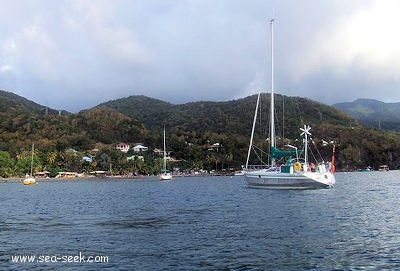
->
[1,171,400,270]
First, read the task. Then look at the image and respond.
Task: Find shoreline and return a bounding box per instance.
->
[0,173,236,183]
[0,175,152,183]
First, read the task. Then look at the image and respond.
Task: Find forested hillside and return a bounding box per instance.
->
[1,89,400,178]
[334,98,400,131]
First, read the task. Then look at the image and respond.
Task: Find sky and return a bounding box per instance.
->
[0,0,399,112]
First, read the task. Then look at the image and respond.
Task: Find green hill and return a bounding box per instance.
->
[100,94,354,137]
[333,98,400,131]
[1,90,400,176]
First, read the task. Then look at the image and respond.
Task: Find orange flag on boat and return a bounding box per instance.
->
[331,145,335,173]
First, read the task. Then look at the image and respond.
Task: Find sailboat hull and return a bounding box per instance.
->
[160,173,173,181]
[22,177,37,185]
[245,170,335,190]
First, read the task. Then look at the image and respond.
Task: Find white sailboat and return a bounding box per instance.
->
[22,143,37,185]
[244,19,335,189]
[159,126,173,181]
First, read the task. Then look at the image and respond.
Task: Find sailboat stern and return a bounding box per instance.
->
[302,171,335,188]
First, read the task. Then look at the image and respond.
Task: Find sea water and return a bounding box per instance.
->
[1,171,400,270]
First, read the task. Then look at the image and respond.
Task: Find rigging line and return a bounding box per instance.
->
[308,145,318,163]
[259,93,263,142]
[251,145,270,166]
[311,138,324,161]
[294,97,304,125]
[252,144,269,156]
[273,94,284,141]
[282,95,285,139]
[246,93,261,169]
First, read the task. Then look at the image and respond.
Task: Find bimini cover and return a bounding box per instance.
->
[270,146,299,159]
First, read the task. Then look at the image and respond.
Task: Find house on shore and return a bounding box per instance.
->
[133,144,148,152]
[116,142,130,153]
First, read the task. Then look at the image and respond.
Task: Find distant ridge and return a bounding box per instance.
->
[0,89,69,115]
[333,98,400,131]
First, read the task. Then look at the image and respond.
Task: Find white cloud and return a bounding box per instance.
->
[0,65,12,73]
[1,0,400,111]
[293,0,400,82]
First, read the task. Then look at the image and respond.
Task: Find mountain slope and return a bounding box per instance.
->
[99,94,356,138]
[99,95,175,128]
[1,90,400,171]
[333,98,400,130]
[0,89,67,115]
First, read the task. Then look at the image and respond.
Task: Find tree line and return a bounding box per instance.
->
[0,142,239,178]
[2,91,400,176]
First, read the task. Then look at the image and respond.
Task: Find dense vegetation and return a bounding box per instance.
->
[1,90,400,178]
[334,98,400,131]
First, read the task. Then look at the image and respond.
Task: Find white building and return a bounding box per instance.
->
[116,142,130,153]
[133,144,148,152]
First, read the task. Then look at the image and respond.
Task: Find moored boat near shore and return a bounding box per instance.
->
[22,143,36,185]
[379,165,389,171]
[244,19,335,189]
[160,126,173,181]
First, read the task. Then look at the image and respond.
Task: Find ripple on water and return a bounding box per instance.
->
[1,174,400,270]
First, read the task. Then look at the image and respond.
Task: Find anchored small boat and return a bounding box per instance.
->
[23,143,37,185]
[160,126,173,181]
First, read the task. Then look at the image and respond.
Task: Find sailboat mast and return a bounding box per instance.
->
[30,143,34,176]
[269,18,276,166]
[163,126,167,170]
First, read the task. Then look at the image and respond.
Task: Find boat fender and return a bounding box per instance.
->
[294,162,301,171]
